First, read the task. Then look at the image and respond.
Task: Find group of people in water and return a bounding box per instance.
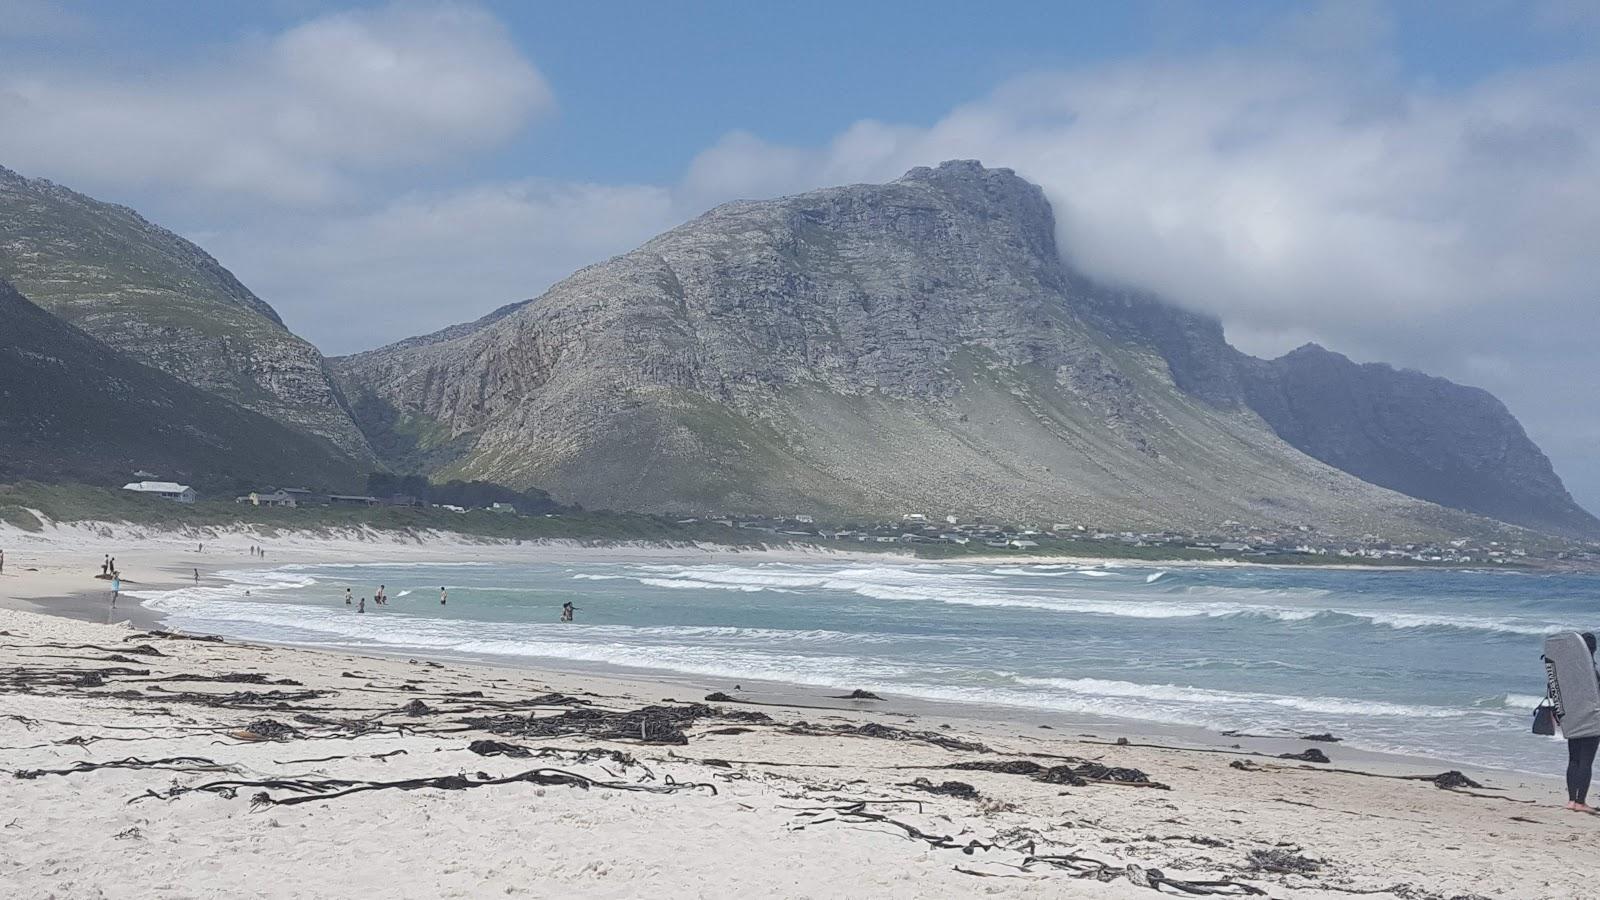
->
[337,584,578,623]
[345,585,453,614]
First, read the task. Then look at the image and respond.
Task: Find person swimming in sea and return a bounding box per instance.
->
[345,587,352,606]
[358,597,365,613]
[560,601,579,622]
[440,587,447,606]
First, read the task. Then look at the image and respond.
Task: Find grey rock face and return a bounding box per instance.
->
[1235,345,1598,537]
[0,165,372,460]
[334,161,1591,538]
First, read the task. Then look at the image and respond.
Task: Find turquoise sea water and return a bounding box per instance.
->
[130,559,1600,772]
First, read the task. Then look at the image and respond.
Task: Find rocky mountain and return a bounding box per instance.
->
[0,281,363,492]
[332,161,1596,539]
[0,165,372,460]
[1235,345,1597,538]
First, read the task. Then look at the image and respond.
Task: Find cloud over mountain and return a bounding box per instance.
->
[0,2,551,205]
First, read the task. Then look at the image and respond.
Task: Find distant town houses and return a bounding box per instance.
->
[122,481,196,503]
[236,490,297,508]
[675,509,1575,567]
[328,494,383,507]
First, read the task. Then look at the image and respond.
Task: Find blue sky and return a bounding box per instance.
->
[16,1,1595,185]
[2,0,1598,509]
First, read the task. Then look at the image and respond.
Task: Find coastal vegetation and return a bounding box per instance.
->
[1,481,1574,568]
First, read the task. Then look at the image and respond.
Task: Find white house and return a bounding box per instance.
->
[123,481,196,504]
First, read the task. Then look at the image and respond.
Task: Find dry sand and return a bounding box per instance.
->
[1,520,1596,899]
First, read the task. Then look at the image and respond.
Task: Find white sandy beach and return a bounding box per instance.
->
[1,520,1596,899]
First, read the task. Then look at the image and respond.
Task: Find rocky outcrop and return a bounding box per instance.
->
[0,281,364,491]
[0,165,373,460]
[333,161,1593,539]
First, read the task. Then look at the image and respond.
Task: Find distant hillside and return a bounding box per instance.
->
[1237,344,1599,538]
[0,164,372,460]
[0,281,363,493]
[333,161,1594,539]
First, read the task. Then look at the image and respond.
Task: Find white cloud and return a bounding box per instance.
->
[210,179,676,353]
[0,2,551,205]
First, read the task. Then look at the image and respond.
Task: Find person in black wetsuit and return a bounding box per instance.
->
[1567,632,1600,812]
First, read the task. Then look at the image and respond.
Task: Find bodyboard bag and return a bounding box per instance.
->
[1543,632,1600,740]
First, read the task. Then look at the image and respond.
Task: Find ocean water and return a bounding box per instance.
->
[130,559,1600,772]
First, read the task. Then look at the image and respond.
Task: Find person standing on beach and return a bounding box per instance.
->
[1543,631,1600,812]
[358,597,365,613]
[109,556,116,574]
[110,574,120,606]
[1,548,5,574]
[193,568,199,584]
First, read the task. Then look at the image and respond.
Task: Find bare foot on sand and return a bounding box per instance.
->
[1566,801,1596,813]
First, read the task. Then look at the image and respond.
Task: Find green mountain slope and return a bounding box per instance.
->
[0,281,362,493]
[0,165,372,460]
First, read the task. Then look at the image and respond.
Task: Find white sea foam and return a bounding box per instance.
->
[594,563,1575,635]
[1013,676,1464,719]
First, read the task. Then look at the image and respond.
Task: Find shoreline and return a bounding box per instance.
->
[1,605,1592,898]
[0,524,1560,782]
[13,560,1554,787]
[3,524,1596,898]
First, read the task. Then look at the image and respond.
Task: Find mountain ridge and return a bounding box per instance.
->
[0,280,363,492]
[0,164,373,460]
[331,160,1595,539]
